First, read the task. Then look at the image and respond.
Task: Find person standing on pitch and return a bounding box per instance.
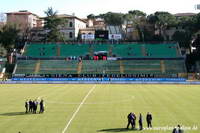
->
[139,113,143,130]
[39,99,45,113]
[32,100,36,114]
[127,112,134,129]
[172,126,178,133]
[29,99,33,113]
[132,113,136,129]
[33,99,38,114]
[177,125,184,133]
[146,112,152,128]
[25,100,29,113]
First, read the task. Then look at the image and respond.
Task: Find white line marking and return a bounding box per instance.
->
[61,84,96,133]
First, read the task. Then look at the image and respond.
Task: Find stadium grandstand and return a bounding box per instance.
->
[12,43,186,79]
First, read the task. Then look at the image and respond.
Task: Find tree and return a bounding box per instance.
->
[192,13,200,32]
[95,14,106,19]
[147,14,158,24]
[44,7,67,42]
[147,12,177,38]
[172,31,191,48]
[128,10,146,17]
[101,12,124,25]
[178,16,193,27]
[87,14,96,19]
[124,10,147,41]
[0,24,19,52]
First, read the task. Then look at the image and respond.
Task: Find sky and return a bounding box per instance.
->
[0,0,200,18]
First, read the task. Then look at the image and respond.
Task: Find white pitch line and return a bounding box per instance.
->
[61,84,96,133]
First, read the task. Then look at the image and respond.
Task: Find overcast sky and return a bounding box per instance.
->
[1,0,200,18]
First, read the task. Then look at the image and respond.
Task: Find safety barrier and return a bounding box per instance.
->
[8,77,199,84]
[12,78,186,82]
[0,77,199,84]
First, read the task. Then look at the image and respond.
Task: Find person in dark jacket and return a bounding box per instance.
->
[132,113,136,129]
[33,100,38,114]
[146,112,152,128]
[127,112,134,129]
[172,127,178,133]
[39,99,45,113]
[25,100,29,113]
[177,125,184,133]
[28,99,33,112]
[138,113,143,130]
[32,100,36,114]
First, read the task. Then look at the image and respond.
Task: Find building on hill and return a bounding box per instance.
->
[83,18,94,27]
[79,27,95,40]
[29,27,46,42]
[6,11,44,44]
[174,13,196,17]
[30,14,87,42]
[36,19,44,28]
[84,18,106,29]
[6,10,43,30]
[93,18,106,29]
[56,14,87,40]
[79,18,106,40]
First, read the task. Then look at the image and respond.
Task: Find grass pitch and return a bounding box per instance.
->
[0,84,199,133]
